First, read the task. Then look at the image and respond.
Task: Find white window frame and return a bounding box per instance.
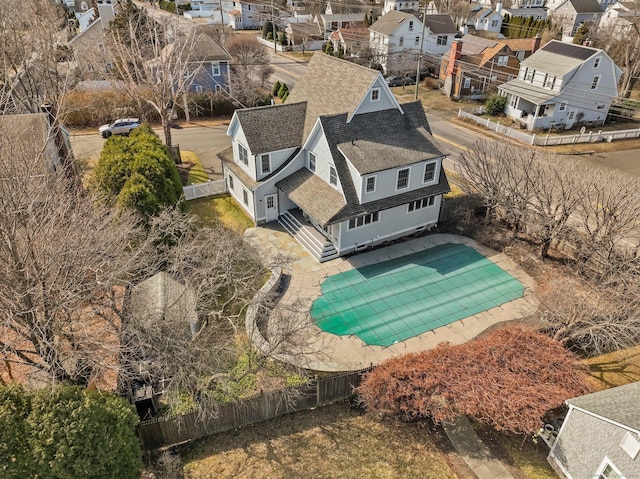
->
[212,63,220,76]
[228,174,234,191]
[463,77,471,89]
[407,196,435,212]
[595,458,624,479]
[559,102,567,111]
[238,143,249,166]
[396,168,410,190]
[371,88,380,101]
[348,211,380,230]
[194,85,203,93]
[591,75,600,90]
[423,161,437,183]
[497,55,508,66]
[491,19,498,27]
[437,35,447,46]
[308,151,316,172]
[260,153,271,174]
[242,189,249,205]
[365,175,376,193]
[329,165,337,186]
[594,57,600,68]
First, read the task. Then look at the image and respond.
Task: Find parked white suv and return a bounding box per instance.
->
[99,118,141,138]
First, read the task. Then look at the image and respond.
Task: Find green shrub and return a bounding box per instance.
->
[485,94,508,116]
[272,81,281,97]
[0,384,142,479]
[281,91,289,103]
[277,83,289,98]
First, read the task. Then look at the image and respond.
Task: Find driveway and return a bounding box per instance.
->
[243,229,538,372]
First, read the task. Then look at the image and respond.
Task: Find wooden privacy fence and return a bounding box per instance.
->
[137,369,371,450]
[458,109,640,146]
[183,179,226,200]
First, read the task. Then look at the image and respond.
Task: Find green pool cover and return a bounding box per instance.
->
[311,243,525,347]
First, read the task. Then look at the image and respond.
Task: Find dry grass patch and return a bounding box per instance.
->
[183,402,463,479]
[185,195,253,233]
[582,344,640,390]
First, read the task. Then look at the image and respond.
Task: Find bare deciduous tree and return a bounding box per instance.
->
[105,2,202,147]
[0,0,74,116]
[225,36,274,108]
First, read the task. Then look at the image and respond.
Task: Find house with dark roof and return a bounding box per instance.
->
[548,381,640,479]
[228,0,272,29]
[181,27,233,93]
[462,3,504,35]
[498,40,621,130]
[440,34,522,99]
[549,0,603,41]
[221,53,449,261]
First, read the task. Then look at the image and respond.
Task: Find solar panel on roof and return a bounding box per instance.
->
[540,41,595,60]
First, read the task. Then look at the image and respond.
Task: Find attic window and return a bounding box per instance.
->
[371,88,380,101]
[409,20,414,31]
[594,57,600,68]
[329,166,338,186]
[591,75,600,90]
[621,432,640,460]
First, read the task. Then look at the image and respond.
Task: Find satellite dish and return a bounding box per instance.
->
[580,126,586,135]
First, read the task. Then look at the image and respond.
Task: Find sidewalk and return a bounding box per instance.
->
[444,416,516,479]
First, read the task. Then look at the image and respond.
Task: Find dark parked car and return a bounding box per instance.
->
[99,118,141,138]
[385,75,415,87]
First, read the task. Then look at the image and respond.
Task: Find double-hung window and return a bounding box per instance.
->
[260,154,270,174]
[365,176,376,193]
[408,196,435,212]
[329,166,337,186]
[238,144,248,166]
[397,168,409,189]
[423,162,436,182]
[308,152,316,172]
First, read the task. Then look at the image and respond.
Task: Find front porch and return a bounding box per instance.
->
[277,209,339,263]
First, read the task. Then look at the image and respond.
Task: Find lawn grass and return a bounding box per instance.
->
[184,195,254,233]
[182,402,463,479]
[582,344,640,390]
[182,150,209,184]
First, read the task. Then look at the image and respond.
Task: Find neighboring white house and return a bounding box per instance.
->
[463,3,504,34]
[599,0,640,30]
[382,0,420,14]
[221,53,449,261]
[423,14,459,56]
[370,10,424,74]
[548,382,640,479]
[499,40,622,130]
[549,0,603,41]
[503,7,548,20]
[228,0,271,29]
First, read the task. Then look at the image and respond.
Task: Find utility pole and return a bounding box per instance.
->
[271,0,277,52]
[414,7,428,101]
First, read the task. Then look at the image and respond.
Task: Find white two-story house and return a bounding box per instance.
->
[369,10,423,74]
[498,40,622,131]
[221,53,450,261]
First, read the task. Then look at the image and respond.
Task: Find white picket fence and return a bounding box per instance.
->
[458,109,640,146]
[183,179,226,200]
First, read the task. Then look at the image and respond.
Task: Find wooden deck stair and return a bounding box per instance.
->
[278,211,339,263]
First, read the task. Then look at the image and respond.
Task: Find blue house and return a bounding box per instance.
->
[185,29,233,93]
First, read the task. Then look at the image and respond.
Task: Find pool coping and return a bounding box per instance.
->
[244,229,538,372]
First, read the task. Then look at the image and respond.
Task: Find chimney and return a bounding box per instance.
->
[496,1,503,14]
[445,39,463,79]
[531,34,541,53]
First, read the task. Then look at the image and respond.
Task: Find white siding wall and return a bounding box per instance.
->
[423,32,456,55]
[354,77,399,115]
[225,169,256,222]
[231,124,257,178]
[336,195,442,252]
[307,131,345,196]
[254,146,298,181]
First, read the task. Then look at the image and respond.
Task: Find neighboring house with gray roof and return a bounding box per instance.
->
[221,53,449,261]
[550,0,604,41]
[370,11,423,74]
[498,40,621,130]
[548,381,640,479]
[180,28,233,92]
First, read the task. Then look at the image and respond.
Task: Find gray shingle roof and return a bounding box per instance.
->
[318,101,449,225]
[218,147,258,189]
[234,102,307,155]
[286,53,381,140]
[498,79,558,105]
[520,40,598,76]
[424,14,457,35]
[567,0,603,13]
[188,30,233,62]
[567,381,640,431]
[337,108,444,174]
[276,168,346,225]
[370,10,418,35]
